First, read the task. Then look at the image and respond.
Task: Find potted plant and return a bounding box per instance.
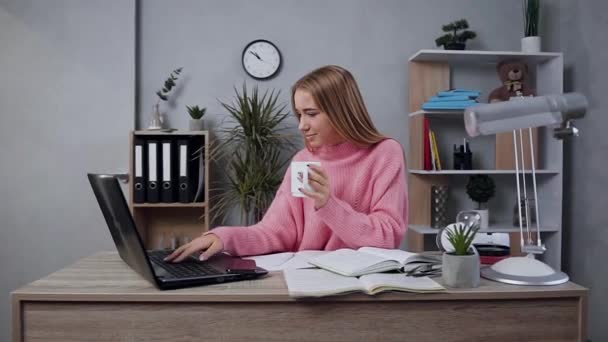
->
[522,0,541,52]
[212,84,297,225]
[441,222,481,288]
[435,19,476,50]
[187,105,206,131]
[466,174,495,229]
[147,67,183,130]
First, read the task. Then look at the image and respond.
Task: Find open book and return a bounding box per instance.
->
[284,269,445,298]
[243,250,328,271]
[308,247,441,277]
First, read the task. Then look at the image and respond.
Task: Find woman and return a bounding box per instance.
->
[166,65,407,262]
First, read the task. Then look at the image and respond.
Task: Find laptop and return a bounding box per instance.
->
[88,173,268,290]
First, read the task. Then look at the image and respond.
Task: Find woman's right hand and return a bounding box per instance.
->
[164,233,224,263]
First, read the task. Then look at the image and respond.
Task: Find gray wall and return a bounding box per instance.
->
[137,0,524,146]
[548,1,608,340]
[0,1,135,341]
[137,0,523,227]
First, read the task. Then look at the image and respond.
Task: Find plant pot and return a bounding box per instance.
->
[444,42,466,50]
[442,252,480,288]
[471,209,489,229]
[521,36,541,53]
[189,119,204,131]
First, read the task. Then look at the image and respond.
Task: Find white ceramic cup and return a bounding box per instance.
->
[291,161,321,197]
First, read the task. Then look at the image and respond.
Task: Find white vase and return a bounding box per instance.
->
[147,104,164,130]
[471,209,489,229]
[189,119,204,131]
[521,36,541,53]
[442,252,480,288]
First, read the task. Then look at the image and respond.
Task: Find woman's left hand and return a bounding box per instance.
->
[299,164,331,209]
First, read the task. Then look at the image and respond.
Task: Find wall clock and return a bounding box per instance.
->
[242,39,282,80]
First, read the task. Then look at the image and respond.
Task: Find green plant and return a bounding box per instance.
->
[156,67,183,104]
[213,83,297,225]
[466,175,496,209]
[523,0,540,37]
[186,105,206,120]
[435,19,477,49]
[446,222,480,255]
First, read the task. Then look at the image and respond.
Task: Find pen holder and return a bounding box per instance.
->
[453,150,472,170]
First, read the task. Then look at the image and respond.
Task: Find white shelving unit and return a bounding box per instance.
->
[406,49,564,270]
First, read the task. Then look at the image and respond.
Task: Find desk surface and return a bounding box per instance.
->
[13,251,586,302]
[12,252,589,342]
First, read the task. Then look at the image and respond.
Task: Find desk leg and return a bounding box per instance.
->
[579,294,588,342]
[12,296,22,342]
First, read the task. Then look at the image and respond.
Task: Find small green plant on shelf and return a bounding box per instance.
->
[435,19,476,50]
[148,67,183,130]
[524,0,540,37]
[187,105,206,119]
[466,174,495,210]
[187,104,207,131]
[446,222,480,255]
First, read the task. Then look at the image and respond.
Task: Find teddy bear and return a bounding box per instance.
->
[488,59,535,102]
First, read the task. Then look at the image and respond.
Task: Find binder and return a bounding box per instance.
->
[160,139,176,203]
[133,137,147,203]
[146,140,160,203]
[178,139,192,203]
[193,141,205,203]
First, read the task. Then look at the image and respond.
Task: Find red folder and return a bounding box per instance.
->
[423,117,431,170]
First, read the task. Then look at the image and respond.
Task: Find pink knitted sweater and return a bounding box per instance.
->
[210,139,408,256]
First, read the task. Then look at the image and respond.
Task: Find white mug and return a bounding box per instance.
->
[291,161,321,197]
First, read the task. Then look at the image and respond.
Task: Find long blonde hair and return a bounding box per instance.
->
[291,65,386,147]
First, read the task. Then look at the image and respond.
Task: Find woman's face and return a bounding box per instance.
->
[294,89,344,148]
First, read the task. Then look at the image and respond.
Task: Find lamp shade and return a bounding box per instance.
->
[464,93,587,137]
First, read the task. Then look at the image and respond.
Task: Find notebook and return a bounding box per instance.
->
[284,269,445,298]
[308,247,441,277]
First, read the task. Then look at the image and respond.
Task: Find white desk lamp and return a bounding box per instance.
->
[464,93,587,285]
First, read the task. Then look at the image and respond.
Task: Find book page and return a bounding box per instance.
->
[283,269,362,298]
[359,273,445,294]
[358,247,441,268]
[308,249,398,276]
[280,250,328,270]
[357,247,418,265]
[244,252,294,271]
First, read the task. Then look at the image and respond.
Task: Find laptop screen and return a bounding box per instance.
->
[88,173,158,286]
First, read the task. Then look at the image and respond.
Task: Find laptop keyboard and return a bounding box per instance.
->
[148,250,222,278]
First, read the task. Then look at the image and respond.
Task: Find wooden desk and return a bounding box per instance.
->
[12,252,587,342]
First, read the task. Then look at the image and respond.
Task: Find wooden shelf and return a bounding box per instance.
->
[129,131,210,249]
[133,130,208,136]
[409,222,559,235]
[408,49,562,65]
[406,49,564,270]
[132,202,207,208]
[409,110,466,118]
[408,169,560,175]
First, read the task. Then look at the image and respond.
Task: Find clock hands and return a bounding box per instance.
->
[249,51,263,61]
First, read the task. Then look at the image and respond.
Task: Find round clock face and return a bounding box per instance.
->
[242,39,282,80]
